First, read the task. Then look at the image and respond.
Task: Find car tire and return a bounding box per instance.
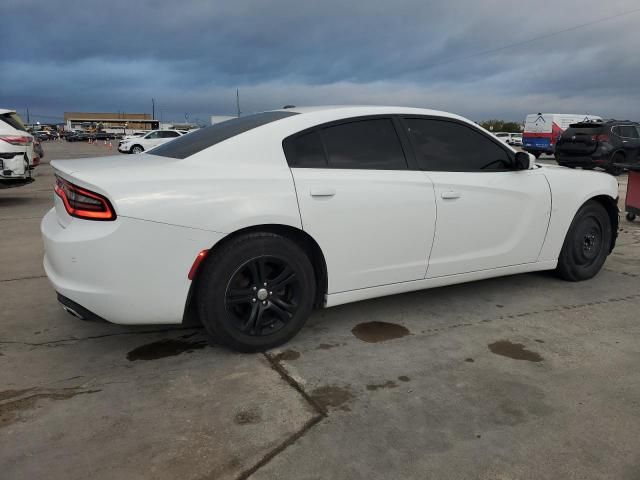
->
[534,152,541,159]
[131,145,144,154]
[605,152,624,176]
[626,212,636,222]
[555,201,612,282]
[196,232,316,352]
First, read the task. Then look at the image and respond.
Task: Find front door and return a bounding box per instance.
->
[402,116,551,278]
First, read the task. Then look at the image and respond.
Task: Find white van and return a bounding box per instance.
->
[522,113,601,158]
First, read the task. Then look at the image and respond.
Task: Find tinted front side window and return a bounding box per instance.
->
[150,111,298,159]
[321,119,406,170]
[405,118,511,171]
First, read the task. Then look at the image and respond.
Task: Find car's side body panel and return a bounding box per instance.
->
[291,167,437,293]
[537,165,619,262]
[326,260,558,307]
[425,169,551,277]
[42,208,225,324]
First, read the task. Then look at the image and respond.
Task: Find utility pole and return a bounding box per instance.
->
[152,98,155,119]
[26,108,30,124]
[236,89,241,117]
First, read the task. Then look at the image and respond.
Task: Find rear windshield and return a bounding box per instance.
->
[1,112,27,132]
[149,111,298,159]
[563,125,602,136]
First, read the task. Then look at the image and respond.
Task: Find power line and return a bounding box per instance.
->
[420,7,640,71]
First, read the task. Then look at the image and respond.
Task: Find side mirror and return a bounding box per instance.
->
[514,151,534,170]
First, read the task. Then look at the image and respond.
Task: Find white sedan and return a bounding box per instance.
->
[42,106,618,352]
[118,129,184,154]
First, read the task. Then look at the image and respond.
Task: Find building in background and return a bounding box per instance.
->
[64,112,158,132]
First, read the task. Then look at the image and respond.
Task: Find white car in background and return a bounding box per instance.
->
[43,106,619,352]
[1,109,37,188]
[118,129,184,154]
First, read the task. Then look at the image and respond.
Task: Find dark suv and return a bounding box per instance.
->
[555,120,640,175]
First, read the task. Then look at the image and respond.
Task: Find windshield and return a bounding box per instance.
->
[150,111,298,159]
[1,112,27,132]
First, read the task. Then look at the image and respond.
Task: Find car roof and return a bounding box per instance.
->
[274,105,462,119]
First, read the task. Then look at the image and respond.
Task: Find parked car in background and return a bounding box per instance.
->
[555,120,640,175]
[94,131,118,141]
[118,129,183,153]
[523,113,602,158]
[66,132,92,142]
[0,109,37,188]
[43,106,619,352]
[121,132,146,141]
[494,132,512,144]
[510,133,522,146]
[494,132,522,146]
[33,138,44,160]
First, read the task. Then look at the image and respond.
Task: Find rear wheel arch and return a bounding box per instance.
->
[182,224,328,326]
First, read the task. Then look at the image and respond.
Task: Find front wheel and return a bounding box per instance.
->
[556,201,612,281]
[627,212,637,222]
[196,233,316,352]
[131,145,144,154]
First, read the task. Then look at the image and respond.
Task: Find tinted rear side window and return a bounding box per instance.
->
[321,119,406,170]
[405,118,511,171]
[150,111,298,159]
[284,131,326,167]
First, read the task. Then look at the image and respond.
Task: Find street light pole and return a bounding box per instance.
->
[152,98,155,120]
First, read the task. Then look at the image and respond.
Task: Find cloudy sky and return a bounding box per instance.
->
[1,0,639,124]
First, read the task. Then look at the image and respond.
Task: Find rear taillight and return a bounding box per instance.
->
[54,175,116,221]
[0,135,32,146]
[592,134,609,142]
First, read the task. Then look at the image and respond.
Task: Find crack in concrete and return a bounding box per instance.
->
[0,275,47,283]
[0,326,201,348]
[231,353,327,480]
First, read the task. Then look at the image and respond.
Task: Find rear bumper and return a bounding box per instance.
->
[41,208,225,325]
[556,155,610,167]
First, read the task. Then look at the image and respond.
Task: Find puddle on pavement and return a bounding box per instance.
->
[488,340,543,362]
[398,375,410,382]
[465,358,475,363]
[310,386,354,411]
[0,387,101,429]
[273,349,300,362]
[351,321,410,343]
[366,380,398,391]
[126,338,207,361]
[234,407,262,425]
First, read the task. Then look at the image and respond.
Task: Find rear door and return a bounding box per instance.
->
[616,125,640,162]
[402,116,551,278]
[557,124,600,156]
[286,117,437,294]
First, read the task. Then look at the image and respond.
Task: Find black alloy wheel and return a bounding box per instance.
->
[197,232,316,352]
[224,256,301,337]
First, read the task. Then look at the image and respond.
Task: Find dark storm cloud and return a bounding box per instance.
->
[1,0,639,123]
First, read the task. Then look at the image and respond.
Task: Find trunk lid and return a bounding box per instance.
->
[556,124,602,155]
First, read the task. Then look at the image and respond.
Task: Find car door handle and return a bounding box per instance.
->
[441,190,461,199]
[310,188,336,197]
